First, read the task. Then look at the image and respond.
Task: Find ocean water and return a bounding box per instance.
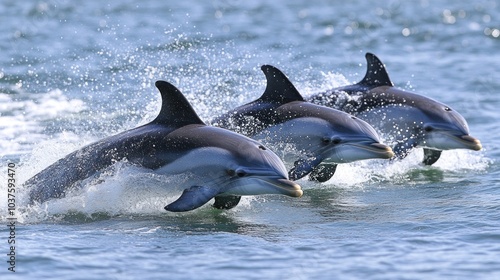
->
[1,0,499,279]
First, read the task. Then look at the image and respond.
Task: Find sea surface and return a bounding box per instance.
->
[1,0,499,279]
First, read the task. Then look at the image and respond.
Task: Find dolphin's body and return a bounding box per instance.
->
[212,65,393,184]
[25,81,302,212]
[308,53,481,164]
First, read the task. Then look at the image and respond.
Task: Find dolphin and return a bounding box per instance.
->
[212,65,394,184]
[308,53,482,165]
[25,81,302,212]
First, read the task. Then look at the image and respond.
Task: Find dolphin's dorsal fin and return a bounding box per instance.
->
[259,65,305,104]
[152,81,205,127]
[357,53,394,87]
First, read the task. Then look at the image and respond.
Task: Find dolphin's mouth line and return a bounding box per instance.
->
[253,177,303,197]
[430,131,482,151]
[343,142,395,158]
[451,134,482,151]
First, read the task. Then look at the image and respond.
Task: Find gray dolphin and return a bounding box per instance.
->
[308,53,482,165]
[212,65,394,183]
[25,81,302,212]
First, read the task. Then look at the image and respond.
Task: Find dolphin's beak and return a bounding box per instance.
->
[368,143,395,158]
[349,142,395,159]
[276,178,303,197]
[258,177,303,197]
[425,131,482,151]
[459,135,482,151]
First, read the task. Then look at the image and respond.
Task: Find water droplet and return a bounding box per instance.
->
[402,28,411,37]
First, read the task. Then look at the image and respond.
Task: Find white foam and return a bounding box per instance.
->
[300,71,350,98]
[0,89,86,155]
[307,147,490,189]
[432,149,491,171]
[1,163,195,224]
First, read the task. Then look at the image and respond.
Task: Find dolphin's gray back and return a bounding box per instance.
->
[309,52,393,110]
[25,124,180,203]
[211,101,281,136]
[212,64,307,136]
[308,83,373,111]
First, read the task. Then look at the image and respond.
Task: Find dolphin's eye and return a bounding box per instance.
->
[424,126,434,132]
[258,145,267,150]
[227,169,247,177]
[323,137,341,145]
[444,107,452,111]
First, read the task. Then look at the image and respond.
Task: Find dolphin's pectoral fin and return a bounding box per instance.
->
[308,164,338,183]
[422,149,442,165]
[164,186,219,212]
[213,195,242,210]
[392,140,417,160]
[288,157,323,181]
